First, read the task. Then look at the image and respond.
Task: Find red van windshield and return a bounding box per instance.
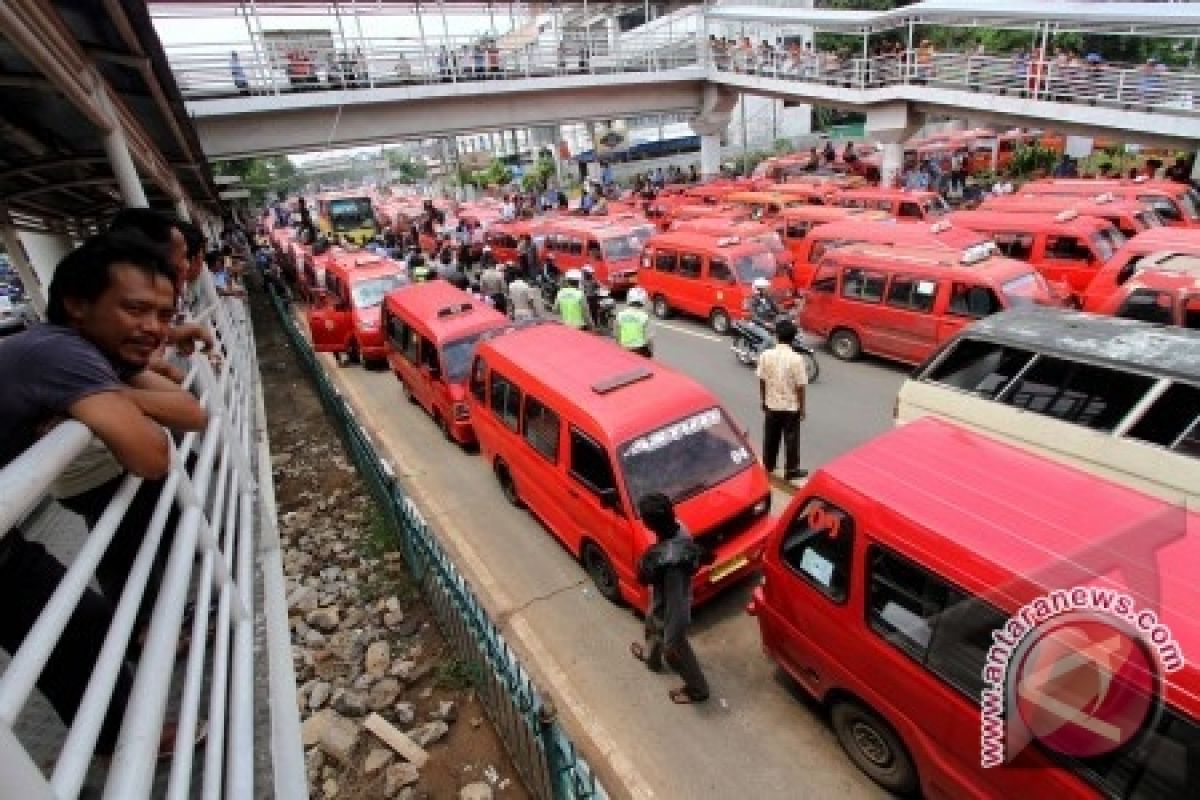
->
[619,407,753,506]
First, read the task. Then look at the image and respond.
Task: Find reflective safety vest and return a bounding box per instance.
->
[556,286,586,328]
[615,307,649,349]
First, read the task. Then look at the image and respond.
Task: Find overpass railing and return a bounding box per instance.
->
[710,47,1200,114]
[0,272,306,799]
[168,33,701,100]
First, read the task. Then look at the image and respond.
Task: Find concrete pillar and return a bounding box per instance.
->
[606,17,618,54]
[699,134,722,178]
[16,229,73,299]
[98,88,149,208]
[880,142,904,189]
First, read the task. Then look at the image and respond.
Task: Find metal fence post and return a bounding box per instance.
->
[537,701,572,800]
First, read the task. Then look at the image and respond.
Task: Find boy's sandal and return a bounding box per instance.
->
[669,687,708,705]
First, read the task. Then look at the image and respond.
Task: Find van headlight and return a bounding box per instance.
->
[752,495,771,516]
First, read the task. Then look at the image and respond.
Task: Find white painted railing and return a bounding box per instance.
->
[167,32,703,99]
[0,271,306,799]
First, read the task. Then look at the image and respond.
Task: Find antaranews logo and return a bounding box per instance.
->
[980,587,1184,768]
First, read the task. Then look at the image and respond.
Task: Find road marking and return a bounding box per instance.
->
[323,356,657,800]
[655,321,726,344]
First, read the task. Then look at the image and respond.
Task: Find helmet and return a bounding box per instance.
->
[752,277,770,291]
[565,268,583,282]
[627,287,648,306]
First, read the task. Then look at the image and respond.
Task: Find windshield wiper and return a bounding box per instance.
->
[673,481,710,502]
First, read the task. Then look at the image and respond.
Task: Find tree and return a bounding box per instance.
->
[386,151,428,183]
[212,156,303,206]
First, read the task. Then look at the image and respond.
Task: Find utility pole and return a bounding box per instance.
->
[740,93,749,176]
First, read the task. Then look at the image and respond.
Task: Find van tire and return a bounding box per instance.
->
[829,328,861,361]
[346,338,361,365]
[581,542,622,605]
[830,700,919,796]
[709,308,731,335]
[495,461,523,508]
[652,295,671,319]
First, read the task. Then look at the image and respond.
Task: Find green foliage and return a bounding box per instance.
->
[462,158,512,189]
[212,156,303,206]
[386,151,428,183]
[1008,144,1059,179]
[773,138,796,155]
[434,657,481,689]
[521,155,556,192]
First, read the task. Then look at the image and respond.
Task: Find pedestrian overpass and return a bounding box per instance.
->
[163,0,1200,179]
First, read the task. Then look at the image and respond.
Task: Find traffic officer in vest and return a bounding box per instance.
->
[553,268,594,330]
[616,287,653,357]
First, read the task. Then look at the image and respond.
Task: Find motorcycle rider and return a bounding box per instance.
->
[508,271,540,321]
[479,259,507,315]
[553,268,594,330]
[581,264,602,322]
[615,288,653,357]
[743,277,780,352]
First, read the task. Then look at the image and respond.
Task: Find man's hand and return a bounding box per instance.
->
[168,322,215,357]
[148,354,187,384]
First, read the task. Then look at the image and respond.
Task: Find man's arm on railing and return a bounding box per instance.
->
[123,369,209,432]
[68,392,172,480]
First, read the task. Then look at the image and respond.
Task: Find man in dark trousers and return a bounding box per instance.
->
[630,493,711,704]
[757,318,808,481]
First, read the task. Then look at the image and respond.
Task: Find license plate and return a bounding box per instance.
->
[709,555,749,584]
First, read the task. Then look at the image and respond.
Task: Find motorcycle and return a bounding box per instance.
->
[535,273,560,308]
[731,315,820,383]
[592,287,616,335]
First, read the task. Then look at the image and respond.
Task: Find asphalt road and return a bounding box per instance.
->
[313,310,907,800]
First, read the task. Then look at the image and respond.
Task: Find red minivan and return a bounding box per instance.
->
[638,230,794,333]
[749,415,1200,799]
[307,253,406,365]
[1078,226,1200,311]
[468,323,772,611]
[1020,177,1200,228]
[1083,251,1200,328]
[802,243,1057,364]
[382,280,510,445]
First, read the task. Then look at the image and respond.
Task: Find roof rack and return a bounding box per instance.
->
[1055,209,1079,222]
[436,301,475,318]
[961,242,996,265]
[929,220,952,234]
[591,366,653,395]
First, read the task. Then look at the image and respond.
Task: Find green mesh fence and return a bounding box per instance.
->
[267,289,607,800]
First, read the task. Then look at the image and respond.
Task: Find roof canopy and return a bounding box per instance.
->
[707,1,1200,36]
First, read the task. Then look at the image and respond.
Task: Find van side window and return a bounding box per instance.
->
[885,275,937,313]
[1001,356,1155,431]
[868,547,946,659]
[523,395,561,462]
[587,240,602,260]
[925,585,1008,699]
[568,238,584,256]
[469,358,487,403]
[1045,235,1091,261]
[897,201,923,219]
[385,311,404,348]
[925,340,1035,399]
[1116,289,1173,325]
[992,232,1034,260]
[678,253,702,279]
[568,427,616,494]
[841,267,886,303]
[403,328,421,363]
[780,498,854,603]
[810,266,837,294]
[655,250,678,273]
[488,372,522,431]
[419,338,439,372]
[1126,382,1200,457]
[709,258,732,283]
[947,283,1001,318]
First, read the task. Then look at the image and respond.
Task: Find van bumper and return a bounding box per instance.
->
[691,513,772,606]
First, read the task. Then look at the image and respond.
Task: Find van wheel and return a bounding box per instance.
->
[829,328,861,361]
[831,700,919,796]
[709,308,731,335]
[652,295,671,319]
[401,380,417,404]
[581,542,622,605]
[495,461,523,508]
[345,338,361,365]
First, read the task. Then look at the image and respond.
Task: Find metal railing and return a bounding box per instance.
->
[167,33,702,100]
[709,47,1200,113]
[0,271,306,798]
[265,287,607,800]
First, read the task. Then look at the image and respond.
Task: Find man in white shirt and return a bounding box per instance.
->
[755,318,808,481]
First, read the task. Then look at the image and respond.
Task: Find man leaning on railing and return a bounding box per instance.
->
[0,230,207,759]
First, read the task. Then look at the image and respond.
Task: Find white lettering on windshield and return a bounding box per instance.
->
[623,409,722,459]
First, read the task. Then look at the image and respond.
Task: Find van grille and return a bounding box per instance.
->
[693,502,762,551]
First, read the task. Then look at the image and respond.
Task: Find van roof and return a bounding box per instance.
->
[477,324,719,444]
[949,209,1113,234]
[647,229,771,255]
[823,242,1026,273]
[984,195,1148,216]
[835,187,941,202]
[329,256,402,282]
[963,307,1200,380]
[779,206,889,222]
[808,219,987,249]
[1136,252,1200,275]
[817,416,1200,714]
[1121,227,1200,254]
[383,279,509,341]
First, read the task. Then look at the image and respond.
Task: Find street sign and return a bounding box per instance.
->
[214,175,243,186]
[219,189,251,200]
